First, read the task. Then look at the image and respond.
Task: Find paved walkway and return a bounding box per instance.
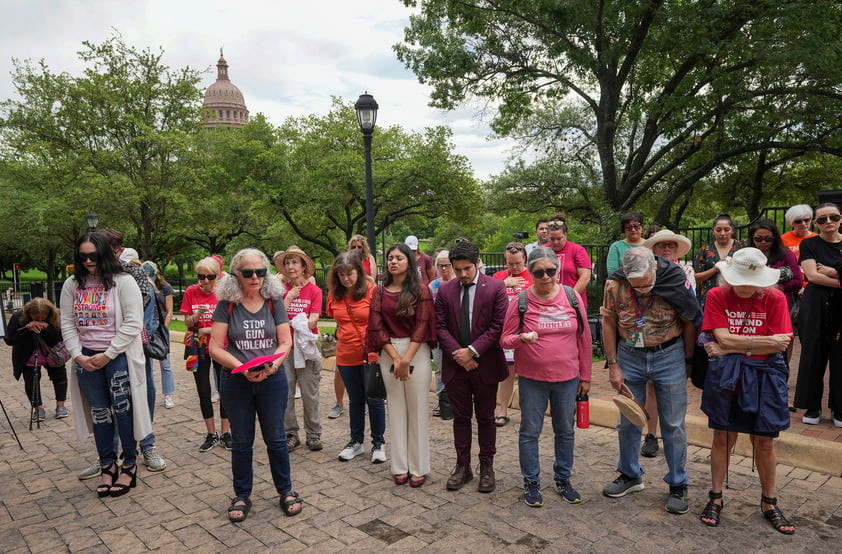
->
[1,338,841,552]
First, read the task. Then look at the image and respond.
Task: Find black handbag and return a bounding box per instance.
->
[143,297,171,360]
[364,361,387,401]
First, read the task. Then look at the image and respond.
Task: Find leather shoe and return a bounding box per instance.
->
[446,464,473,490]
[439,391,453,420]
[477,461,495,493]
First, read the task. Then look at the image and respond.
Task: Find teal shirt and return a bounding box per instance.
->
[606,240,643,275]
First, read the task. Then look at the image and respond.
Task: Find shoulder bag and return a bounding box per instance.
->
[143,293,171,360]
[347,287,387,401]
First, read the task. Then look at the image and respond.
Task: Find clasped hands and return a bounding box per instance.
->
[451,347,478,371]
[75,353,111,372]
[243,363,277,382]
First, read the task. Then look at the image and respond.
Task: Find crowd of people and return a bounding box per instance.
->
[4,202,840,533]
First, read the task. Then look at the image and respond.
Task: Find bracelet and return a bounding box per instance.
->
[606,359,618,365]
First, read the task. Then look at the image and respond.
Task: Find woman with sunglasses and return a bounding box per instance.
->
[274,246,323,451]
[492,241,533,427]
[545,213,592,309]
[348,234,377,279]
[606,213,645,275]
[366,243,436,487]
[794,203,842,427]
[60,233,151,498]
[781,204,817,259]
[500,247,592,507]
[694,214,746,308]
[180,256,230,452]
[209,248,301,521]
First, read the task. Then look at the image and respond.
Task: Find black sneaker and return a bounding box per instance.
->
[802,410,821,425]
[665,486,689,514]
[199,433,219,452]
[641,433,659,458]
[220,432,233,451]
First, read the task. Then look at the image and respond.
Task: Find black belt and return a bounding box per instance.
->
[625,335,679,353]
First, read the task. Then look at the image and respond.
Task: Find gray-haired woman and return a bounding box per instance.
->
[209,248,301,522]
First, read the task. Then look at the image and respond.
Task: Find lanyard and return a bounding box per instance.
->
[629,283,656,329]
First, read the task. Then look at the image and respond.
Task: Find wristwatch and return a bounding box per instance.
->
[606,359,618,365]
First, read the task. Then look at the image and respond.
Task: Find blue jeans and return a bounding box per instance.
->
[159,353,175,396]
[139,356,156,453]
[617,339,688,488]
[338,364,386,445]
[221,368,292,498]
[76,349,137,467]
[432,346,445,395]
[518,376,578,483]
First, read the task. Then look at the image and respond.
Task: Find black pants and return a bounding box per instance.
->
[22,365,67,406]
[193,352,226,420]
[794,286,842,412]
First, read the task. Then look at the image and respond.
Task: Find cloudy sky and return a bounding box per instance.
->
[0,0,515,180]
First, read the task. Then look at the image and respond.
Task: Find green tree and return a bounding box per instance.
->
[396,0,842,232]
[0,33,204,260]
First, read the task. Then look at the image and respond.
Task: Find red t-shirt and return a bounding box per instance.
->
[545,241,592,309]
[702,286,792,360]
[492,268,534,299]
[283,281,322,335]
[179,284,218,329]
[415,252,435,286]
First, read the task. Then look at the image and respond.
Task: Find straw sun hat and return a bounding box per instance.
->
[613,383,650,428]
[642,230,692,259]
[714,248,780,288]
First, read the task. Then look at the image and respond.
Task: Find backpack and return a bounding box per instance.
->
[517,286,584,337]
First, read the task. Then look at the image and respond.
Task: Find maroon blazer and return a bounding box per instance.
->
[435,272,509,386]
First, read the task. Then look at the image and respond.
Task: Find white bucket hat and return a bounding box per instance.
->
[715,247,780,288]
[643,230,692,258]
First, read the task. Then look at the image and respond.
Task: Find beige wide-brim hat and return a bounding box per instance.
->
[613,383,650,428]
[643,230,692,259]
[715,247,779,288]
[273,246,315,278]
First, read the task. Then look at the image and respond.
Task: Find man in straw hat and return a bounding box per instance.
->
[601,247,701,515]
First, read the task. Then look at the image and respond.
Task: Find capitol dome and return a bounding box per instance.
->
[203,51,249,128]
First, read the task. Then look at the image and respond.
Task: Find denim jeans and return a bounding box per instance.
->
[139,356,156,453]
[338,364,386,445]
[431,346,445,395]
[159,353,175,396]
[221,367,293,498]
[617,339,688,488]
[75,349,137,467]
[518,376,578,483]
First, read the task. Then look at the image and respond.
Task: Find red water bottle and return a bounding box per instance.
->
[576,393,589,429]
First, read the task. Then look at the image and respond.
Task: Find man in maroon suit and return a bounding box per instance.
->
[435,241,509,493]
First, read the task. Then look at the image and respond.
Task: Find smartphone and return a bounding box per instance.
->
[389,365,414,374]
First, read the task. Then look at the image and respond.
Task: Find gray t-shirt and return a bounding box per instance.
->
[212,298,289,364]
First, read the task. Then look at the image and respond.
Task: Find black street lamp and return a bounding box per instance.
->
[86,212,99,233]
[355,92,378,262]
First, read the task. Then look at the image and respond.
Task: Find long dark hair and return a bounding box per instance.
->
[749,218,787,266]
[327,250,369,301]
[73,233,124,289]
[383,243,421,317]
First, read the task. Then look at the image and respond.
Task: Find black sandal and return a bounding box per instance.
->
[227,496,252,523]
[97,464,117,498]
[761,495,795,534]
[700,490,723,527]
[280,491,303,517]
[109,464,137,498]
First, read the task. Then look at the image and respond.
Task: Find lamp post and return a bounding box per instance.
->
[86,212,99,233]
[355,92,378,262]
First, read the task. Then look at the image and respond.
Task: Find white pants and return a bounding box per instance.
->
[381,337,432,477]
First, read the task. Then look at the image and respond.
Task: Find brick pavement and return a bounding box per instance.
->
[1,338,841,552]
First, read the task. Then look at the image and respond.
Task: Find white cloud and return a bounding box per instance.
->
[0,0,514,180]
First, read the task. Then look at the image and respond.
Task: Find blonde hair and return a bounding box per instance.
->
[196,256,221,275]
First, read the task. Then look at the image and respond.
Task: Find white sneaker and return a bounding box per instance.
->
[328,403,344,419]
[371,443,387,464]
[78,462,101,480]
[338,440,364,461]
[294,385,302,399]
[164,395,174,409]
[211,391,220,403]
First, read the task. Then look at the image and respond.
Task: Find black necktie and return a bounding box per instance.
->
[460,283,474,347]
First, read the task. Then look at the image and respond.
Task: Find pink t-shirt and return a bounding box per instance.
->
[500,287,592,383]
[545,241,591,309]
[179,284,218,329]
[283,281,322,335]
[702,286,792,360]
[73,276,117,351]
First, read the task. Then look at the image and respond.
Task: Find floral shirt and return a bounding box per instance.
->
[694,240,745,307]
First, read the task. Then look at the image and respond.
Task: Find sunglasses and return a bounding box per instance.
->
[547,220,566,231]
[816,214,841,225]
[197,273,217,281]
[532,268,558,279]
[752,236,774,243]
[505,243,525,252]
[624,224,642,231]
[79,252,98,262]
[240,268,268,278]
[350,245,364,250]
[792,218,810,225]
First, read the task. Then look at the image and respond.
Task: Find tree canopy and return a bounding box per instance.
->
[396,0,842,232]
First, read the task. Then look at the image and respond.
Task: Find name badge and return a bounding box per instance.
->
[635,315,646,329]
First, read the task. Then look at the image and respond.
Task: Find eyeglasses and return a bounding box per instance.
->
[532,268,558,279]
[350,245,364,250]
[816,214,841,225]
[792,218,810,225]
[78,252,98,262]
[240,268,268,278]
[505,243,524,252]
[436,263,452,270]
[752,236,774,243]
[197,273,217,281]
[624,224,642,231]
